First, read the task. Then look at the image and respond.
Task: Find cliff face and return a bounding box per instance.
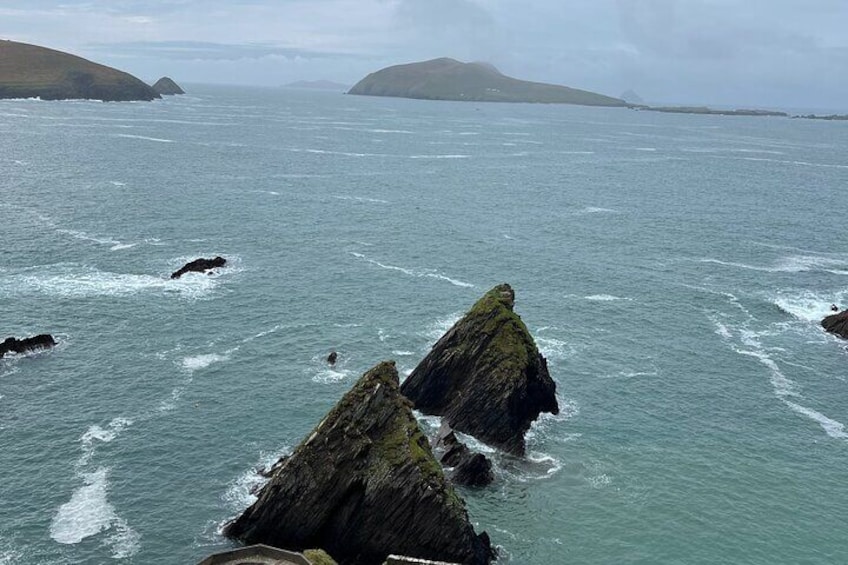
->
[225,361,493,565]
[0,40,159,101]
[348,58,626,107]
[152,76,185,95]
[400,284,559,456]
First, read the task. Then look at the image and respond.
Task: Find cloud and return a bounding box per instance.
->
[85,40,368,61]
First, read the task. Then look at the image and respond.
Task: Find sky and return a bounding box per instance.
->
[2,0,846,109]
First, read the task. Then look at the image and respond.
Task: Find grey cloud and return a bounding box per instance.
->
[86,40,367,61]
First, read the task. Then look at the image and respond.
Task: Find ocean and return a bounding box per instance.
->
[1,85,846,564]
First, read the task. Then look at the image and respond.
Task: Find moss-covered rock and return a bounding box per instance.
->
[225,361,493,565]
[401,284,558,456]
[305,549,338,565]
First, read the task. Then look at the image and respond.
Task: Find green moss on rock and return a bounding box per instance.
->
[305,549,338,565]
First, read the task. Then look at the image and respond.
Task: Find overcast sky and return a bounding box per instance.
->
[2,0,846,109]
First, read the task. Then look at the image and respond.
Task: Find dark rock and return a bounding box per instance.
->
[224,361,494,565]
[152,76,185,95]
[170,256,226,279]
[400,284,558,456]
[327,351,338,365]
[822,309,848,339]
[434,426,494,487]
[0,334,56,358]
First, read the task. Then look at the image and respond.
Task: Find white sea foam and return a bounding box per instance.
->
[113,134,174,143]
[79,418,133,467]
[181,353,230,372]
[312,368,352,384]
[391,350,416,356]
[109,243,137,251]
[223,447,291,512]
[109,181,126,187]
[51,468,115,544]
[535,337,574,362]
[632,147,657,152]
[739,156,848,169]
[408,154,470,159]
[699,256,848,275]
[774,292,846,323]
[584,294,631,302]
[349,252,474,288]
[783,401,848,439]
[425,313,462,341]
[332,195,389,204]
[574,206,618,215]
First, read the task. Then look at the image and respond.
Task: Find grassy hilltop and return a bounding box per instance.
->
[0,40,159,101]
[349,57,626,106]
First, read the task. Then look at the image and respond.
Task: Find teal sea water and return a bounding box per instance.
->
[1,86,847,564]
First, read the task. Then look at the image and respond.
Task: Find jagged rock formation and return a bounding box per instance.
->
[225,361,494,565]
[822,309,848,339]
[434,425,493,487]
[151,76,185,95]
[0,334,56,358]
[401,284,558,456]
[349,58,626,106]
[170,256,226,279]
[0,40,159,101]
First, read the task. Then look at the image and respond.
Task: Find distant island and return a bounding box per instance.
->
[284,80,349,91]
[348,58,626,106]
[794,114,848,121]
[0,40,159,101]
[152,76,185,95]
[620,89,645,105]
[637,105,788,117]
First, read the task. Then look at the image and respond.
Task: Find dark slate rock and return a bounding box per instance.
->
[400,284,558,456]
[0,334,56,358]
[822,309,848,340]
[225,361,494,565]
[170,256,226,279]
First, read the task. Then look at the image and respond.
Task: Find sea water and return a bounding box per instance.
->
[1,86,846,564]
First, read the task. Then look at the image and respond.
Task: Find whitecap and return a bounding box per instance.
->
[332,195,389,204]
[113,134,174,143]
[312,368,352,384]
[574,206,618,215]
[391,350,416,356]
[348,252,474,289]
[584,294,631,301]
[774,292,845,323]
[408,154,470,159]
[109,243,137,251]
[51,468,114,544]
[181,353,230,372]
[109,181,126,187]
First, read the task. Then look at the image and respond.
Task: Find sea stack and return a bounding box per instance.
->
[401,284,559,456]
[822,309,848,340]
[151,76,185,95]
[225,361,494,565]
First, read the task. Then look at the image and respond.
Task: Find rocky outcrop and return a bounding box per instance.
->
[434,425,493,487]
[152,77,185,95]
[401,284,558,456]
[225,361,494,565]
[0,334,56,358]
[170,257,226,279]
[0,40,160,101]
[822,309,848,339]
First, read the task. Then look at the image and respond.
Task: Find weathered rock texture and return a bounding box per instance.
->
[0,40,159,101]
[170,256,226,279]
[225,361,493,565]
[401,284,558,456]
[151,76,185,95]
[0,334,56,358]
[435,426,494,487]
[822,309,848,339]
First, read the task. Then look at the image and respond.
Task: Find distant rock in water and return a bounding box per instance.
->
[152,76,185,95]
[0,334,56,358]
[0,40,159,101]
[170,257,226,279]
[225,361,494,565]
[822,309,848,340]
[348,58,626,107]
[327,351,338,365]
[401,284,559,456]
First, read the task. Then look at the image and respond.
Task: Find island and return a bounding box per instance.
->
[348,57,627,106]
[152,76,185,95]
[637,106,788,117]
[0,40,159,101]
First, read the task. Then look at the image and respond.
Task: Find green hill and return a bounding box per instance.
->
[0,40,159,101]
[348,58,626,106]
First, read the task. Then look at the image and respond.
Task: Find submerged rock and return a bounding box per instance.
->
[327,351,338,365]
[822,309,848,339]
[225,361,494,565]
[0,334,56,358]
[401,284,558,456]
[170,256,226,279]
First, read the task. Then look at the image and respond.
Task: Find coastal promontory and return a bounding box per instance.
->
[0,40,159,101]
[348,58,627,106]
[225,361,493,565]
[400,284,559,456]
